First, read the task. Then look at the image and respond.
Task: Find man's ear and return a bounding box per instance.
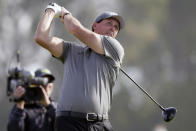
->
[92,23,97,32]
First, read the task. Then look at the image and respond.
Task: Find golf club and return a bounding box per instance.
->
[120,68,177,122]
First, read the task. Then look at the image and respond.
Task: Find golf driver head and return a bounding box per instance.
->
[162,107,177,122]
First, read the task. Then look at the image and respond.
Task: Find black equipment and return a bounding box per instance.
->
[7,51,49,103]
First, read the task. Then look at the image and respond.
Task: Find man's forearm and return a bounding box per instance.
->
[63,14,83,35]
[62,14,104,54]
[7,105,25,131]
[34,9,55,47]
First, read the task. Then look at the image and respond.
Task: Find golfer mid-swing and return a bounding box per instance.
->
[34,2,125,131]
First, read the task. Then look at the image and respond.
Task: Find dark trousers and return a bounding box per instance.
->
[55,116,113,131]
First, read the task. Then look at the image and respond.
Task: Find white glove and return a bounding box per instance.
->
[45,2,62,18]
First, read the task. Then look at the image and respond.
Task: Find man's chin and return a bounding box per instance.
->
[105,33,114,37]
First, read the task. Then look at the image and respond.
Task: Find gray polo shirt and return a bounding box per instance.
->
[56,35,124,115]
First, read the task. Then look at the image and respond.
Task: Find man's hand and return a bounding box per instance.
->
[14,86,25,109]
[40,86,51,107]
[45,2,62,18]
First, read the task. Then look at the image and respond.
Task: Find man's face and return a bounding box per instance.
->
[93,18,120,38]
[45,82,53,96]
[43,76,54,96]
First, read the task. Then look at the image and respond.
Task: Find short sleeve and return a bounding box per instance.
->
[55,41,71,63]
[101,35,124,67]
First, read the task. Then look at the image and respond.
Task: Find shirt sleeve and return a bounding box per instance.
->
[101,35,124,67]
[54,41,85,63]
[54,41,71,63]
[46,102,56,119]
[7,105,26,131]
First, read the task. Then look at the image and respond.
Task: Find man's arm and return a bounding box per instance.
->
[61,8,104,55]
[34,8,64,58]
[7,105,26,131]
[7,87,26,131]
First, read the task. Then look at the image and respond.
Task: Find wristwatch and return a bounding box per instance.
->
[63,12,71,19]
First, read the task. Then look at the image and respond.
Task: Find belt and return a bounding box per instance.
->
[56,111,108,122]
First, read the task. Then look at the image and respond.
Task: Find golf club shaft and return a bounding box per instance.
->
[120,68,165,111]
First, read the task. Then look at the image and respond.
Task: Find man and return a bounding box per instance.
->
[34,2,125,131]
[7,68,56,131]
